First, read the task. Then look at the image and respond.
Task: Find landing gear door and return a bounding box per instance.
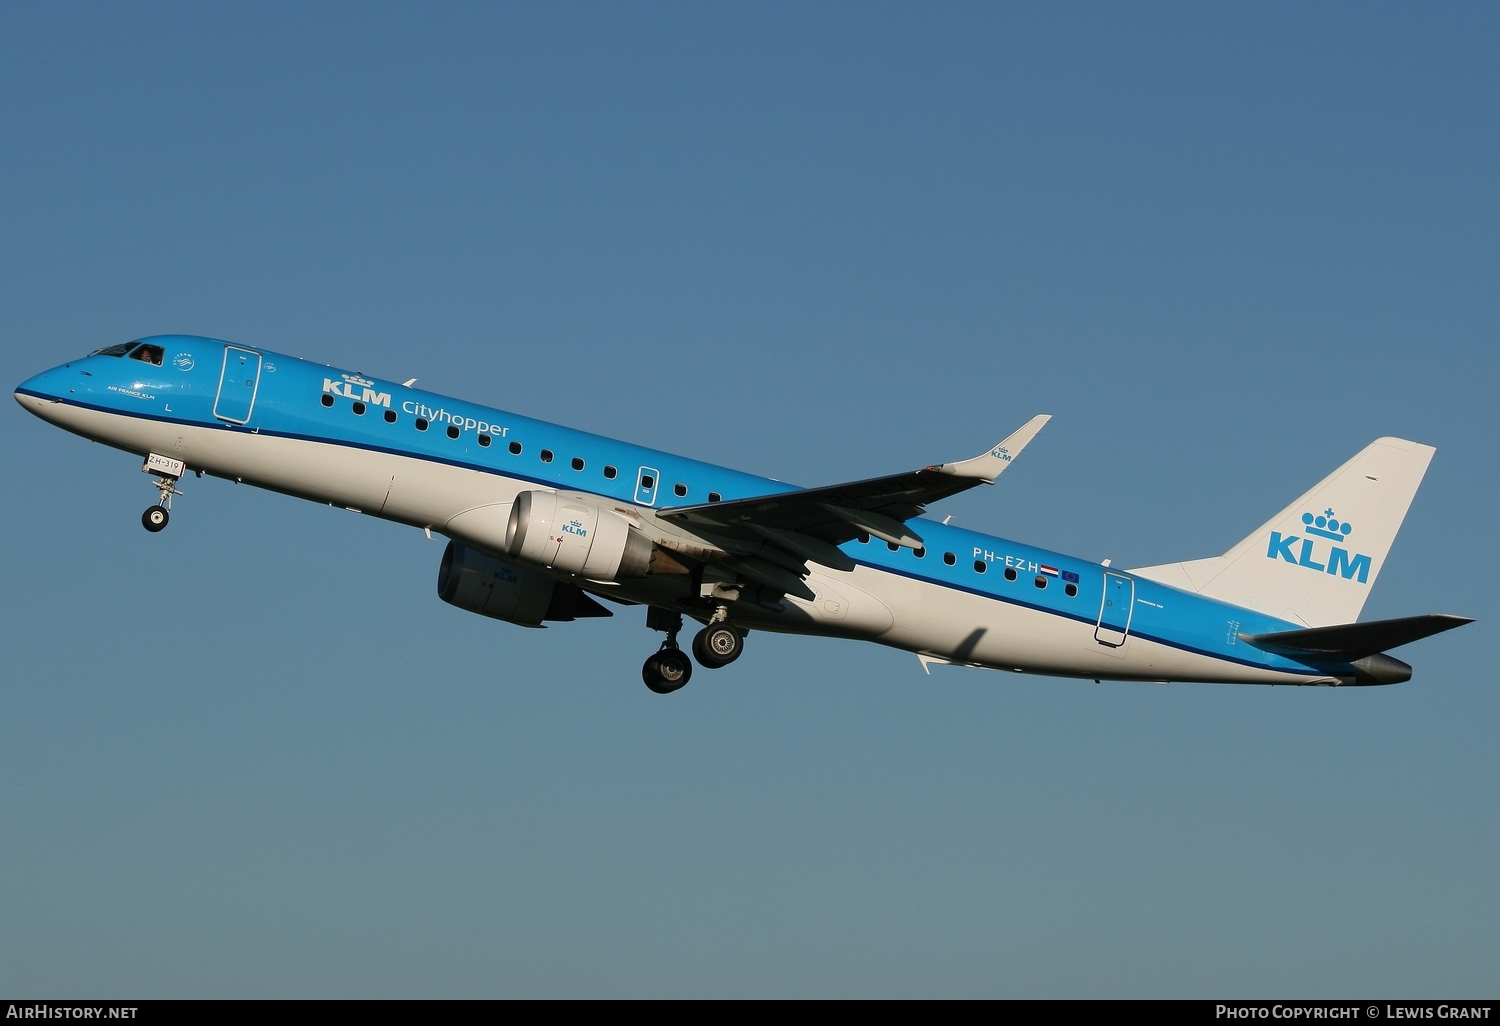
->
[634,466,659,506]
[213,346,262,424]
[1095,572,1134,647]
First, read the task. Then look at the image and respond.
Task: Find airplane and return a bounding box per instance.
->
[15,335,1471,694]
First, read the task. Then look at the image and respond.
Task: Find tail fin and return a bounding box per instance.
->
[1131,437,1435,626]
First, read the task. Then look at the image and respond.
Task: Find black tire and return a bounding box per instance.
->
[142,505,169,532]
[643,649,692,694]
[692,625,743,668]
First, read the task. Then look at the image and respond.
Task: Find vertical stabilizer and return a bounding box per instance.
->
[1131,437,1435,626]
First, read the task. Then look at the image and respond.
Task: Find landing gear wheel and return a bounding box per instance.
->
[692,625,743,668]
[142,505,170,532]
[643,648,693,694]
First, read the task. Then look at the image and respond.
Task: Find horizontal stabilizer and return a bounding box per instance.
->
[1239,613,1472,661]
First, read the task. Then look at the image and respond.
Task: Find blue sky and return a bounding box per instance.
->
[2,2,1496,997]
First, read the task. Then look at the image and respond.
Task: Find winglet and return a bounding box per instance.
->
[935,414,1051,482]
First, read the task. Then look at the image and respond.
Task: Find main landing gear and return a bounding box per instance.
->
[691,609,744,669]
[643,609,693,694]
[642,606,746,694]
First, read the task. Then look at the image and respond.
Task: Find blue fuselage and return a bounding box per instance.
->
[17,335,1349,684]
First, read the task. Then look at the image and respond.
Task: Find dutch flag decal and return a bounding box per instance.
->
[1040,565,1059,577]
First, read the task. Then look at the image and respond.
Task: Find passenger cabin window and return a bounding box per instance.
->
[415,418,429,431]
[1064,583,1078,597]
[478,433,491,446]
[604,466,618,479]
[974,560,987,573]
[1004,567,1017,581]
[509,441,522,455]
[540,449,554,463]
[674,483,687,497]
[708,492,721,503]
[352,401,366,415]
[1034,575,1047,589]
[384,409,397,423]
[446,425,460,438]
[943,552,956,565]
[572,457,585,471]
[640,474,654,490]
[321,394,334,407]
[887,542,899,552]
[129,344,165,366]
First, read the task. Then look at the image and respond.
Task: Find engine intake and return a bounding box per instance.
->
[437,541,611,627]
[505,490,652,580]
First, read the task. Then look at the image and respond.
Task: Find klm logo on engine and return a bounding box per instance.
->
[323,373,391,407]
[561,518,589,538]
[1266,509,1371,583]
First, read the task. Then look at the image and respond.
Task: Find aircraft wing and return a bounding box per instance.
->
[658,415,1050,557]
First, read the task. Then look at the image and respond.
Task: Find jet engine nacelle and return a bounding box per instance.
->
[437,541,612,627]
[505,490,652,580]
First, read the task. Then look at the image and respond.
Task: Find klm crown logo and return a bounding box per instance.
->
[322,373,391,407]
[1266,508,1371,583]
[1302,508,1353,542]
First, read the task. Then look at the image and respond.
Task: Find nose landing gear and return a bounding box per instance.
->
[140,453,185,533]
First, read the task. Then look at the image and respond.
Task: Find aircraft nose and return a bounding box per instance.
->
[16,369,54,399]
[15,363,75,412]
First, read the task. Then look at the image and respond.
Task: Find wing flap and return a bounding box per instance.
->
[724,557,817,601]
[819,503,924,549]
[747,524,857,572]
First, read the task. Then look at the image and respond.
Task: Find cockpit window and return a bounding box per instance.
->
[129,344,164,366]
[92,343,137,357]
